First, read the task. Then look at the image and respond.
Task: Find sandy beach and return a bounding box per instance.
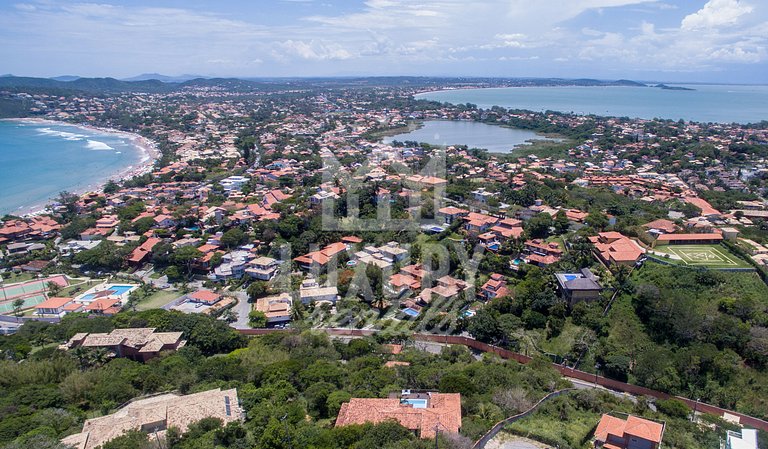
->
[1,117,161,216]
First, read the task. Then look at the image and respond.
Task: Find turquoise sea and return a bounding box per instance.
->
[383,120,559,153]
[0,120,146,215]
[415,84,768,124]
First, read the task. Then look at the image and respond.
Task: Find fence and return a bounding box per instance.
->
[236,328,768,432]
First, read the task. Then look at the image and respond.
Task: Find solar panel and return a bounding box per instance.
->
[224,396,231,416]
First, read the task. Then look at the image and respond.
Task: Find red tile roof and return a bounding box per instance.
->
[336,393,461,439]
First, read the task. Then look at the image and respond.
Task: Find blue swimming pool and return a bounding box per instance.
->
[402,398,428,408]
[402,307,420,317]
[80,285,134,301]
[563,274,579,282]
[487,243,500,251]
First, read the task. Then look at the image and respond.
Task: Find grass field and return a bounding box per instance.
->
[654,244,751,269]
[136,290,181,311]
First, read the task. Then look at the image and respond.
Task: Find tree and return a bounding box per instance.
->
[103,179,120,194]
[12,298,24,317]
[46,281,61,297]
[586,211,609,231]
[554,210,570,234]
[526,213,553,239]
[221,228,246,249]
[249,310,268,328]
[290,301,305,322]
[172,246,203,277]
[247,281,269,302]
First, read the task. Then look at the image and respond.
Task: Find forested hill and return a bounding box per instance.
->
[0,75,648,95]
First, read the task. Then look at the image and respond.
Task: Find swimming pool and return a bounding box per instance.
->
[79,284,134,301]
[402,307,420,317]
[402,398,428,408]
[562,274,579,282]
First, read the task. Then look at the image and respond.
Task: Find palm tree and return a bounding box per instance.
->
[12,298,24,318]
[290,302,305,321]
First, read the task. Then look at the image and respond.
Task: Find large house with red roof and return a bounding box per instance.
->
[589,232,645,266]
[480,273,510,301]
[593,414,664,449]
[335,392,461,439]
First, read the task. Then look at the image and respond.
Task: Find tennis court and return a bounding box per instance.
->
[0,275,68,300]
[658,245,749,268]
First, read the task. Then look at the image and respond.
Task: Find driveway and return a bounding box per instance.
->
[230,291,251,329]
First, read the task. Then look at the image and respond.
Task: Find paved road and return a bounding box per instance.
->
[230,291,251,330]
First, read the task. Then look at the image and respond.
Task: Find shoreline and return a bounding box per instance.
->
[1,117,161,217]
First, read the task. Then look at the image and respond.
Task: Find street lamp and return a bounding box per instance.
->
[594,363,601,388]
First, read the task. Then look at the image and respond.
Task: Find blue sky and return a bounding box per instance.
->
[0,0,766,83]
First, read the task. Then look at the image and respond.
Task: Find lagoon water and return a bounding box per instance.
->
[415,85,768,124]
[0,120,144,215]
[383,120,557,153]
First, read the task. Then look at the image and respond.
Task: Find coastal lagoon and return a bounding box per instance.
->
[382,120,558,153]
[415,85,768,124]
[0,120,148,215]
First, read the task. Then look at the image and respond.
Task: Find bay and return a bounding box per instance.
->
[415,84,768,124]
[0,120,147,215]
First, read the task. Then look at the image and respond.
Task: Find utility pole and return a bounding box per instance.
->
[434,423,440,449]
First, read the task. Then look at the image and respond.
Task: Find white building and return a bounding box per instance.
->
[726,429,758,449]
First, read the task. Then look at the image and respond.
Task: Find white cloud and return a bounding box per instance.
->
[681,0,753,30]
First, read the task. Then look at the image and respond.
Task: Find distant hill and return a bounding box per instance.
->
[50,75,81,82]
[0,74,653,94]
[122,73,208,83]
[0,76,175,93]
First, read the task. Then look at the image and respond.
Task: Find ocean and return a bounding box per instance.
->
[383,120,559,153]
[415,84,768,124]
[0,120,147,215]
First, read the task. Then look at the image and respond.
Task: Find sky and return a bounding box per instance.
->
[0,0,766,83]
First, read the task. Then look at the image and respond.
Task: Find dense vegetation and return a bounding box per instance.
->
[0,307,746,449]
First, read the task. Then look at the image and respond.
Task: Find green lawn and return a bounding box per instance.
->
[136,290,181,311]
[652,244,752,269]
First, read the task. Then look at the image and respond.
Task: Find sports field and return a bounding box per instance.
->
[654,244,751,268]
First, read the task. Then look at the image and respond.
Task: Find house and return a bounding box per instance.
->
[593,414,664,449]
[34,297,78,317]
[61,388,243,449]
[245,256,279,281]
[480,273,510,301]
[127,237,162,266]
[61,328,187,362]
[356,242,409,269]
[299,278,338,304]
[642,219,679,236]
[187,289,222,305]
[555,269,602,305]
[438,206,468,224]
[212,250,255,280]
[524,239,563,266]
[490,218,524,241]
[84,298,122,316]
[419,275,468,304]
[255,293,293,324]
[589,232,645,266]
[336,391,461,439]
[471,188,495,204]
[464,212,499,234]
[725,428,758,449]
[294,242,348,271]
